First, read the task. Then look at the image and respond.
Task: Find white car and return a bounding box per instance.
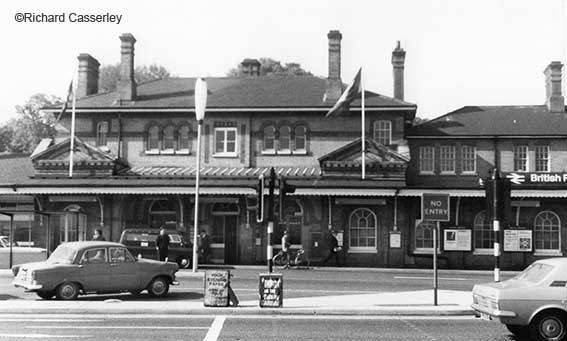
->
[472,258,567,341]
[0,236,47,269]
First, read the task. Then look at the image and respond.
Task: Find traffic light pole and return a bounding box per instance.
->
[267,168,276,273]
[492,169,501,282]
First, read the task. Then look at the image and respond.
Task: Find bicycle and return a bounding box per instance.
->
[273,248,310,269]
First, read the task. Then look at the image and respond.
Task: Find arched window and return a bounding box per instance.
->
[148,199,177,229]
[278,126,291,152]
[349,208,376,250]
[96,121,109,146]
[294,126,306,152]
[474,211,493,251]
[147,125,160,151]
[60,205,87,243]
[263,125,275,152]
[414,220,437,252]
[177,125,191,152]
[534,211,561,253]
[163,125,175,151]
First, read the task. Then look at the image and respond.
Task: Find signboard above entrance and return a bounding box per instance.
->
[505,172,567,186]
[422,193,450,222]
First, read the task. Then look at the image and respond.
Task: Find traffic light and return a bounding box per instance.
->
[484,176,511,222]
[256,174,264,223]
[278,177,296,218]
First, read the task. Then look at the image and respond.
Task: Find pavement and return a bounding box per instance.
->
[0,266,485,316]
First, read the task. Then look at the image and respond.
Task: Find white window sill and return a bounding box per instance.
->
[213,153,238,158]
[261,150,276,155]
[161,149,175,155]
[176,150,190,155]
[413,249,441,254]
[419,171,435,175]
[145,150,160,155]
[292,150,307,155]
[534,250,563,257]
[473,249,494,255]
[461,171,477,176]
[440,171,456,175]
[210,243,224,248]
[348,248,377,254]
[277,150,292,155]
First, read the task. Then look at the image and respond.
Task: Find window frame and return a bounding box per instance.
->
[439,145,456,174]
[162,125,175,154]
[513,145,529,172]
[278,125,291,154]
[461,145,477,174]
[473,211,493,254]
[213,127,238,157]
[414,220,440,254]
[146,125,160,154]
[533,210,562,255]
[177,125,191,154]
[293,126,307,154]
[373,120,392,145]
[535,145,550,173]
[419,146,435,174]
[262,125,276,154]
[348,208,377,253]
[96,121,109,147]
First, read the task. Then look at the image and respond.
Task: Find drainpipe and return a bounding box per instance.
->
[328,196,332,230]
[393,189,400,231]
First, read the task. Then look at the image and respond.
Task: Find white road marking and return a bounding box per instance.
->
[393,276,470,281]
[204,316,226,341]
[0,319,103,322]
[28,326,208,330]
[0,334,91,338]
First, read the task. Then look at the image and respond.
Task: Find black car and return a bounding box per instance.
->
[119,229,193,269]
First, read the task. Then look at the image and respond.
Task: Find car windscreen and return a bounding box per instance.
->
[48,245,77,264]
[123,233,157,243]
[514,262,554,283]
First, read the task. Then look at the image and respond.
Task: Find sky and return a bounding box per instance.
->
[1,0,566,122]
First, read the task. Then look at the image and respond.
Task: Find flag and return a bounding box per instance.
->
[55,80,73,123]
[325,67,362,117]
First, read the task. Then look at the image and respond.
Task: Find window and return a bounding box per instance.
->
[177,125,191,153]
[440,146,455,173]
[60,205,86,243]
[419,146,435,174]
[81,248,107,263]
[147,125,160,152]
[535,145,549,172]
[534,211,561,254]
[294,126,306,152]
[373,120,391,145]
[163,125,175,151]
[110,247,134,263]
[461,146,476,173]
[96,121,109,146]
[214,127,237,156]
[349,208,376,251]
[278,126,291,152]
[473,211,493,251]
[414,220,438,252]
[263,126,275,152]
[513,145,528,172]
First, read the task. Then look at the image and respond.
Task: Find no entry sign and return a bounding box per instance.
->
[422,193,450,221]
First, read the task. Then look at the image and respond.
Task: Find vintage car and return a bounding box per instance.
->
[12,241,179,300]
[0,235,47,269]
[119,229,193,269]
[472,258,567,341]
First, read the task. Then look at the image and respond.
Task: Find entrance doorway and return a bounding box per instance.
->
[211,202,240,264]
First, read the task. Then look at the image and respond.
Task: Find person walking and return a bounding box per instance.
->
[199,229,211,264]
[322,230,341,266]
[92,229,105,241]
[155,228,170,262]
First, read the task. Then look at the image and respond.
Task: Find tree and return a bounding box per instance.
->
[0,94,59,153]
[227,58,312,77]
[98,63,173,93]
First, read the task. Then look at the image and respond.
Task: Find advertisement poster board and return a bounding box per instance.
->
[259,273,283,308]
[389,231,401,248]
[443,229,471,251]
[504,229,532,252]
[204,270,229,307]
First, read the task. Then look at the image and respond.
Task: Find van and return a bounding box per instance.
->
[119,229,193,269]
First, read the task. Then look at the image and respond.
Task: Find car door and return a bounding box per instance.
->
[78,247,111,292]
[109,247,140,292]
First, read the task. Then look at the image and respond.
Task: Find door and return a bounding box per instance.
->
[109,247,140,291]
[79,247,110,292]
[224,216,237,264]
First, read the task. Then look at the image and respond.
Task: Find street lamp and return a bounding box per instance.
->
[192,78,207,272]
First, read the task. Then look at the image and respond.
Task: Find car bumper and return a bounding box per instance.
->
[471,303,517,322]
[13,280,43,291]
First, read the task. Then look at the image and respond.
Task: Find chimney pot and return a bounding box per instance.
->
[392,41,406,101]
[325,30,343,102]
[76,53,100,97]
[544,61,564,113]
[118,33,137,102]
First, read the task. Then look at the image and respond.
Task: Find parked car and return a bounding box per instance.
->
[472,258,567,341]
[0,235,47,269]
[12,241,179,300]
[119,229,193,269]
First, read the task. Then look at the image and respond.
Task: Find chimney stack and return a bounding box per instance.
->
[324,30,342,102]
[241,59,261,76]
[76,54,99,97]
[391,41,406,101]
[544,61,564,112]
[118,33,137,102]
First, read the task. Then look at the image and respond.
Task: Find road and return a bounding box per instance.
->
[0,314,521,340]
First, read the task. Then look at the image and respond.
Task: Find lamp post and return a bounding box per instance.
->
[192,78,207,272]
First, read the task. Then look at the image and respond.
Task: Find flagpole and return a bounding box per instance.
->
[68,78,77,178]
[361,67,366,180]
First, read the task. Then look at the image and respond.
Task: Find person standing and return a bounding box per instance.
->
[322,230,341,266]
[199,229,211,264]
[92,229,105,241]
[155,228,170,262]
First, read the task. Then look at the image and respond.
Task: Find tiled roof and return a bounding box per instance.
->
[0,154,33,184]
[61,77,415,109]
[407,105,567,137]
[120,166,323,178]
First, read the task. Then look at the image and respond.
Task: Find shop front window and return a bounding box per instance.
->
[274,199,303,246]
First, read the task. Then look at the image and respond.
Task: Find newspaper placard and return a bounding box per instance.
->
[259,273,283,308]
[204,270,229,307]
[443,229,471,251]
[504,229,532,252]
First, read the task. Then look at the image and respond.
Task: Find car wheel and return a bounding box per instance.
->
[56,282,79,300]
[529,311,567,341]
[506,324,530,337]
[147,277,169,297]
[177,256,191,269]
[36,290,55,300]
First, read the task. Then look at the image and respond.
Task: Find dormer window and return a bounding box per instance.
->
[373,120,391,145]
